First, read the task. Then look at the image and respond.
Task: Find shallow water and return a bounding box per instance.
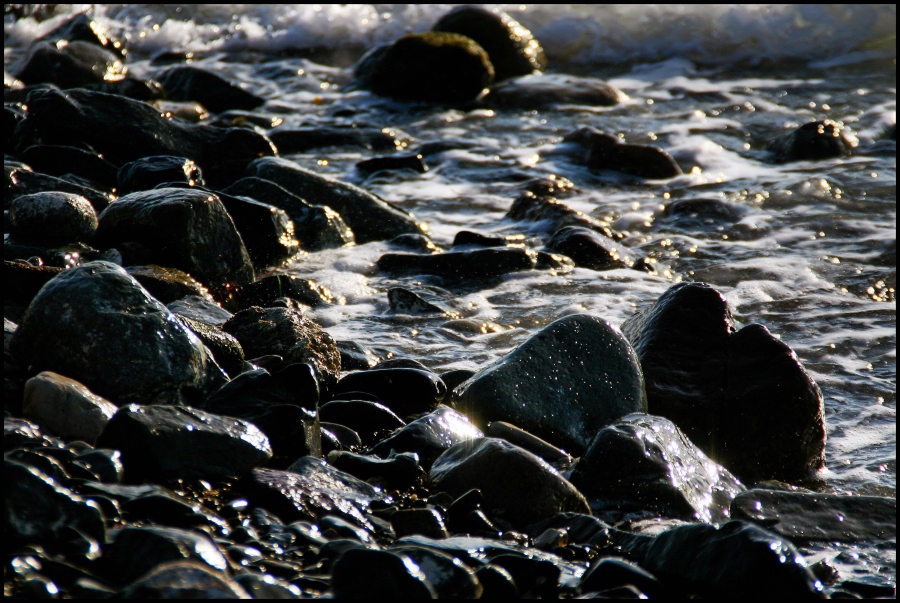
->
[6,2,896,585]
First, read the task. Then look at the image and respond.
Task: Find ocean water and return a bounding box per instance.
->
[5,3,896,586]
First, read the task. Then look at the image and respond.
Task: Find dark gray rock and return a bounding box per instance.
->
[176,315,244,379]
[72,448,124,484]
[569,414,745,523]
[8,191,98,246]
[369,406,483,470]
[332,368,446,418]
[15,40,125,88]
[168,295,233,326]
[429,438,590,528]
[769,120,855,162]
[525,513,611,547]
[104,526,230,585]
[485,74,625,109]
[621,282,826,482]
[117,155,204,193]
[157,66,265,114]
[506,191,618,239]
[433,6,545,81]
[390,544,482,598]
[229,273,337,311]
[96,403,272,482]
[361,32,493,104]
[234,572,302,599]
[4,459,106,548]
[319,399,405,445]
[356,153,427,176]
[476,564,519,598]
[454,314,647,455]
[321,422,363,451]
[642,521,826,598]
[3,417,57,450]
[661,197,749,225]
[224,176,354,252]
[389,233,441,253]
[486,421,573,469]
[10,261,227,406]
[222,306,340,391]
[6,165,115,213]
[545,226,635,271]
[97,187,254,286]
[35,12,125,57]
[731,489,896,543]
[124,264,212,304]
[391,508,450,539]
[268,125,406,154]
[327,450,424,491]
[331,548,437,599]
[22,371,118,444]
[563,128,682,179]
[387,287,452,316]
[377,248,538,280]
[20,144,119,187]
[118,561,250,599]
[247,157,423,244]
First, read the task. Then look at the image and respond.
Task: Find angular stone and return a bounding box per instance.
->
[96,403,272,482]
[104,526,230,585]
[125,265,212,305]
[327,450,424,491]
[332,368,446,418]
[370,406,483,470]
[569,414,745,523]
[391,508,450,540]
[176,315,244,379]
[10,262,227,406]
[731,489,896,543]
[485,74,626,109]
[118,561,251,599]
[8,191,98,246]
[430,438,590,528]
[579,557,660,598]
[23,371,118,444]
[15,40,126,88]
[212,190,300,271]
[454,314,646,455]
[387,288,452,316]
[21,144,120,187]
[167,295,232,327]
[486,421,573,469]
[97,187,254,286]
[229,274,337,311]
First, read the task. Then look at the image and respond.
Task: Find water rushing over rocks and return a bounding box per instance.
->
[3,4,895,599]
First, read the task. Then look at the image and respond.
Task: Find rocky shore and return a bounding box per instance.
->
[4,6,896,599]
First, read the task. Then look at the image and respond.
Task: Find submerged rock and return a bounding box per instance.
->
[369,406,484,470]
[454,314,647,455]
[22,371,118,444]
[563,128,682,179]
[388,287,453,316]
[8,191,98,247]
[769,120,855,162]
[545,226,635,270]
[621,282,826,482]
[432,6,546,81]
[569,414,745,523]
[430,438,590,528]
[10,262,227,406]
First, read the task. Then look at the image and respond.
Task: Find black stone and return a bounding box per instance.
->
[391,508,450,539]
[175,314,244,378]
[769,120,855,162]
[485,74,625,109]
[331,548,437,598]
[118,561,250,599]
[20,144,119,187]
[369,406,483,470]
[490,553,561,598]
[7,165,114,213]
[157,66,265,114]
[8,191,98,247]
[476,564,519,599]
[229,274,337,311]
[545,226,635,270]
[318,399,405,445]
[15,41,125,88]
[563,128,682,179]
[579,557,661,597]
[320,422,362,451]
[357,153,427,176]
[117,155,204,193]
[377,248,537,280]
[327,450,424,491]
[507,191,617,239]
[333,368,446,419]
[390,544,481,597]
[124,264,212,304]
[268,125,405,154]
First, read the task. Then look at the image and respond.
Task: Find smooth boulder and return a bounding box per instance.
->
[22,371,118,444]
[769,120,855,162]
[370,406,483,470]
[8,191,98,246]
[454,314,647,455]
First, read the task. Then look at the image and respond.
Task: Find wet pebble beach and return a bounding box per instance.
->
[3,4,896,599]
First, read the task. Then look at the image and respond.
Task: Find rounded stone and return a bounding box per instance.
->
[8,191,98,246]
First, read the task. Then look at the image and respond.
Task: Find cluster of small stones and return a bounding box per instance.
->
[3,6,895,600]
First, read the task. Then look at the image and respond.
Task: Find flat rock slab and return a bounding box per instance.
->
[454,314,647,455]
[96,403,272,483]
[731,489,896,543]
[569,413,744,524]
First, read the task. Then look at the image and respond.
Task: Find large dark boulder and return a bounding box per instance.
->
[769,120,855,162]
[247,157,423,244]
[621,282,826,482]
[454,314,647,455]
[14,40,126,88]
[430,438,590,528]
[569,414,744,523]
[432,6,546,81]
[361,32,494,104]
[10,261,227,406]
[96,187,254,286]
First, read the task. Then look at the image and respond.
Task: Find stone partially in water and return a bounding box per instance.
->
[96,403,272,482]
[8,191,98,247]
[10,261,227,407]
[731,489,896,543]
[454,314,647,455]
[568,414,745,523]
[769,120,855,162]
[377,248,538,280]
[118,560,251,599]
[563,128,682,179]
[429,438,590,528]
[369,406,484,470]
[15,40,126,88]
[387,287,453,316]
[97,187,254,286]
[506,191,617,239]
[545,226,635,271]
[484,74,626,109]
[22,371,118,444]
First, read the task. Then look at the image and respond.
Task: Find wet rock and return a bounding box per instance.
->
[10,261,227,406]
[321,422,363,451]
[485,74,626,109]
[476,564,519,598]
[389,233,441,253]
[247,157,422,244]
[430,438,590,528]
[240,459,385,529]
[22,371,117,444]
[454,314,647,455]
[440,369,477,392]
[661,197,749,225]
[157,66,265,114]
[486,421,573,469]
[331,368,446,418]
[20,144,119,187]
[117,155,204,193]
[391,508,451,539]
[4,417,57,450]
[388,287,455,316]
[6,165,114,213]
[7,447,71,483]
[331,548,437,599]
[391,544,482,598]
[124,264,212,304]
[206,365,319,415]
[72,448,124,484]
[377,248,538,280]
[361,32,493,104]
[229,274,337,311]
[507,191,617,239]
[104,526,230,585]
[167,295,233,326]
[5,459,106,548]
[433,6,545,81]
[368,407,483,469]
[526,513,612,547]
[15,40,126,88]
[731,489,895,543]
[234,572,302,599]
[268,125,405,154]
[490,553,561,598]
[35,12,125,56]
[96,403,272,482]
[621,282,826,482]
[545,226,635,270]
[642,521,825,598]
[118,560,250,599]
[222,306,340,391]
[97,187,254,286]
[769,120,855,162]
[564,128,682,179]
[210,189,300,271]
[318,399,405,445]
[569,414,744,523]
[176,315,244,379]
[357,153,427,176]
[327,450,424,491]
[8,191,98,247]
